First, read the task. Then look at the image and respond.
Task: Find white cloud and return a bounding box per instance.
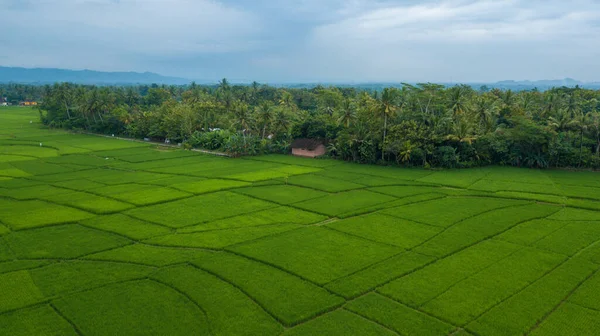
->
[297,0,600,82]
[0,0,261,71]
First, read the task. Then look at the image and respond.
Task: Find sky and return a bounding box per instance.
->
[1,0,600,83]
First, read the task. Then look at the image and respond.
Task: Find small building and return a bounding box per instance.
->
[19,101,37,106]
[0,97,7,106]
[291,138,326,158]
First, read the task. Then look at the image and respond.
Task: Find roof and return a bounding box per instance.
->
[291,138,324,151]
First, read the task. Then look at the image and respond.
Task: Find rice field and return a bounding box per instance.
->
[1,106,600,335]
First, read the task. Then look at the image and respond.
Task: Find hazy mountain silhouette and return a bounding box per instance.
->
[0,66,190,85]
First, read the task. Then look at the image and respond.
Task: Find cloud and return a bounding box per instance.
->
[295,0,600,82]
[0,0,599,82]
[0,0,261,71]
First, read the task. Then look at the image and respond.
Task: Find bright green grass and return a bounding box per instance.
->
[5,224,130,259]
[80,214,171,240]
[192,252,344,326]
[529,303,600,336]
[0,199,95,230]
[548,207,600,221]
[326,213,441,248]
[146,223,302,249]
[0,260,51,274]
[0,305,78,336]
[52,280,209,336]
[228,227,401,284]
[0,270,45,313]
[178,206,326,233]
[325,251,434,299]
[125,191,275,228]
[469,179,562,195]
[226,165,322,181]
[420,247,565,326]
[467,257,598,336]
[93,184,191,206]
[496,219,568,245]
[83,244,212,266]
[381,196,526,228]
[44,191,134,214]
[568,269,600,311]
[533,221,600,256]
[416,168,489,188]
[287,173,365,192]
[413,203,559,257]
[345,293,456,336]
[283,310,396,336]
[152,265,283,336]
[379,239,521,307]
[294,190,396,217]
[30,261,154,297]
[243,154,342,168]
[234,184,328,204]
[170,178,250,194]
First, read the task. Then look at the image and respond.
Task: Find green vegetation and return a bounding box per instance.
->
[1,106,600,335]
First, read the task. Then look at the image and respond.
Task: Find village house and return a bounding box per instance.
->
[291,138,326,158]
[0,97,7,106]
[19,101,37,106]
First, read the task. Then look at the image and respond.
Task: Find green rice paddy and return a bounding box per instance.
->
[1,106,600,335]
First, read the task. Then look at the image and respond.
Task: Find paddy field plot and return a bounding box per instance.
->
[1,107,600,335]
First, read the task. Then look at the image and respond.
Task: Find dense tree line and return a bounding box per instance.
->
[32,80,600,168]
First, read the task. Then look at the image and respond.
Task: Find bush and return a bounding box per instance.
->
[433,146,459,168]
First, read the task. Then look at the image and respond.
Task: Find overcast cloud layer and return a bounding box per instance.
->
[2,0,600,83]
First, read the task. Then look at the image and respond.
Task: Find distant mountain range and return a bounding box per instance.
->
[1,66,599,90]
[0,66,190,85]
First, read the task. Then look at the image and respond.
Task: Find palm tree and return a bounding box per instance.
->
[571,111,590,166]
[378,88,399,160]
[232,102,253,143]
[587,111,600,158]
[473,95,497,133]
[447,114,477,145]
[255,102,274,139]
[272,107,293,138]
[448,85,471,116]
[337,98,356,128]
